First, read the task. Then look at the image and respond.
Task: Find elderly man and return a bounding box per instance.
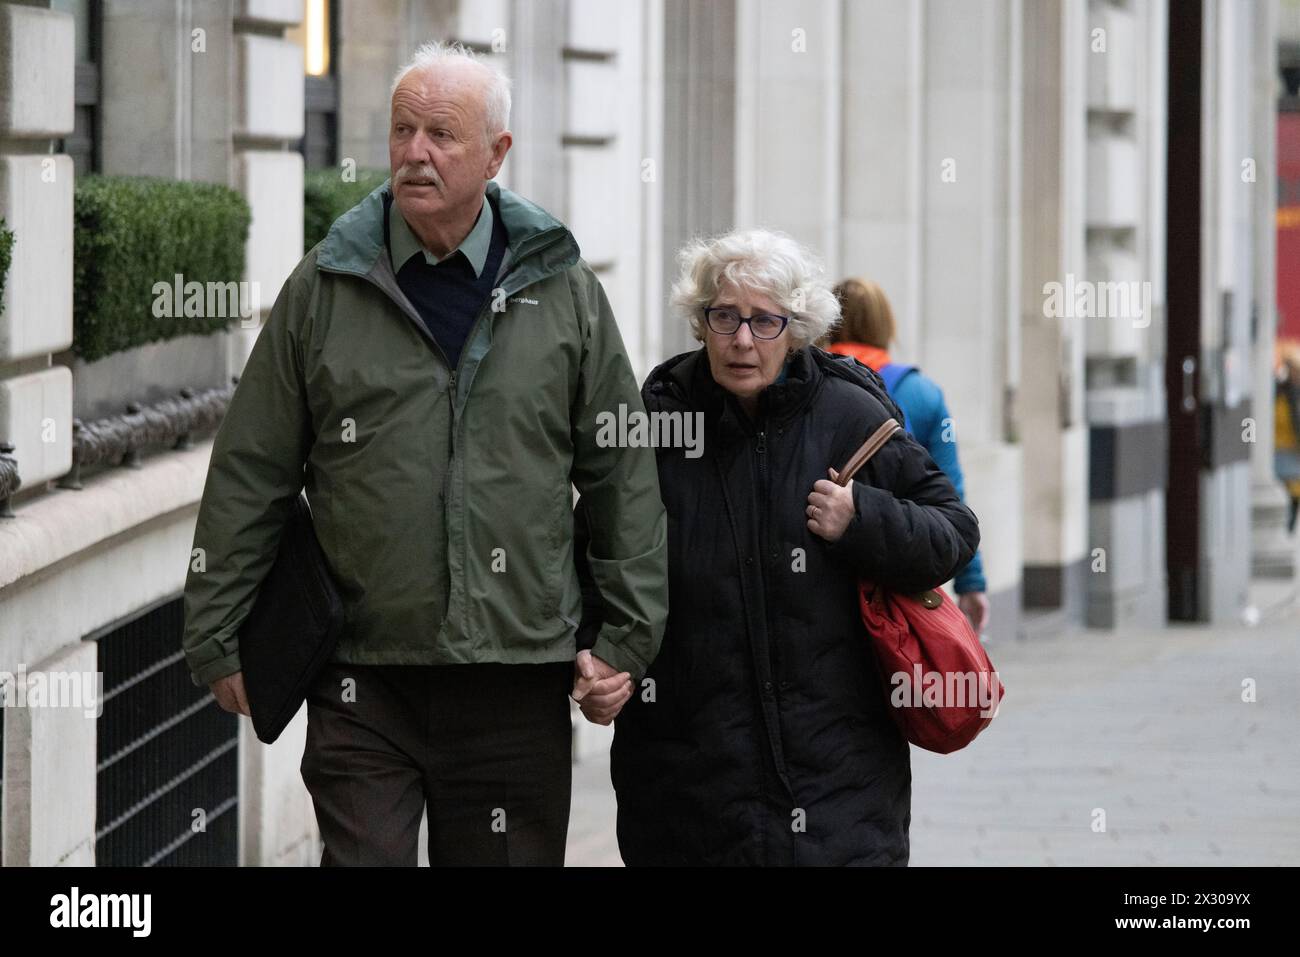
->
[181,42,667,865]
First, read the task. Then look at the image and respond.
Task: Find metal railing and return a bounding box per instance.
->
[93,597,238,866]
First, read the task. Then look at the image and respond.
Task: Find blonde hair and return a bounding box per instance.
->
[830,278,896,350]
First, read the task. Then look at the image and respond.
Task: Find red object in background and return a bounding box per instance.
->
[1279,112,1300,345]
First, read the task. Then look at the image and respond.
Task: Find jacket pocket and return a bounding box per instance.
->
[543,481,572,619]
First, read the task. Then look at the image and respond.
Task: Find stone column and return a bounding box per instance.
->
[1248,0,1292,581]
[228,0,312,865]
[660,0,734,358]
[1192,0,1258,622]
[1019,0,1091,631]
[840,0,1025,642]
[1082,0,1169,630]
[99,0,234,184]
[0,3,75,507]
[506,0,566,216]
[917,0,1025,641]
[733,0,839,267]
[230,0,304,374]
[336,0,458,174]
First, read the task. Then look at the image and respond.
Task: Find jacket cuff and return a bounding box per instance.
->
[822,484,879,571]
[590,630,649,685]
[954,553,987,594]
[189,649,242,688]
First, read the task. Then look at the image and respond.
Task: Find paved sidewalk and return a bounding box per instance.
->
[564,591,1300,866]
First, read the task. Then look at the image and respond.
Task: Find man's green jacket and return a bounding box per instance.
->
[182,180,668,688]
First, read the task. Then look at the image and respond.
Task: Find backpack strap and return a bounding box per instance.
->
[877,363,919,434]
[877,362,918,394]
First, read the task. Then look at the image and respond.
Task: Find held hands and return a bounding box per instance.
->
[212,657,640,725]
[806,468,856,543]
[213,657,643,725]
[210,671,251,717]
[572,649,633,726]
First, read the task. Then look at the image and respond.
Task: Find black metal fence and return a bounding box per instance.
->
[94,596,239,866]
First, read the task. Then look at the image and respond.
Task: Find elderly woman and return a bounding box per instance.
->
[575,228,980,866]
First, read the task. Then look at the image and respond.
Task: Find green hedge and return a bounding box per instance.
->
[0,217,13,318]
[304,167,389,253]
[73,175,251,362]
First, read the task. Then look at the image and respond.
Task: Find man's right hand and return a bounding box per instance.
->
[210,671,251,717]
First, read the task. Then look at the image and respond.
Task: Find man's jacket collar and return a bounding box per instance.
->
[316,179,580,289]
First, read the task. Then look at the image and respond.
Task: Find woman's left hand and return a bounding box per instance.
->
[806,468,857,542]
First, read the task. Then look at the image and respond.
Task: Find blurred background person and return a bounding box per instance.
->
[824,278,990,635]
[1275,340,1300,534]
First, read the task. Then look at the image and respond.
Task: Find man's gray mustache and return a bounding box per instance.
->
[396,165,441,187]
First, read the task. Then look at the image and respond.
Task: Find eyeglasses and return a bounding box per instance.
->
[703,307,790,340]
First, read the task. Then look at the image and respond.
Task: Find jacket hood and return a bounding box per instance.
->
[316,178,581,283]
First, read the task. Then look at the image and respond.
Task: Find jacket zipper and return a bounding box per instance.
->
[443,303,492,535]
[754,424,782,687]
[755,426,769,570]
[439,250,561,635]
[321,235,571,631]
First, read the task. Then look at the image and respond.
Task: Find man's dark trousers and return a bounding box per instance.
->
[300,660,573,865]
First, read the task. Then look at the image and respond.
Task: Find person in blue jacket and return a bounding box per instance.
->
[824,277,990,634]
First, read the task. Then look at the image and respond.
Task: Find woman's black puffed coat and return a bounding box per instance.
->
[576,345,980,865]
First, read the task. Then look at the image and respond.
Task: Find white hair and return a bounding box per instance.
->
[670,228,841,349]
[390,40,512,141]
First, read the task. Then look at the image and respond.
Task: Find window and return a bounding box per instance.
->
[50,0,100,175]
[51,0,101,176]
[288,0,340,169]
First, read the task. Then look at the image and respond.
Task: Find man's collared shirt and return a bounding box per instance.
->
[382,190,508,371]
[388,196,494,277]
